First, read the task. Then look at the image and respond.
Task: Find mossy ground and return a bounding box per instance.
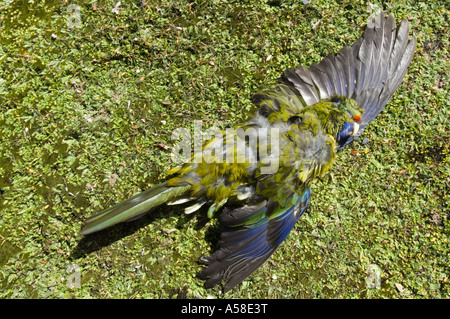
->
[0,0,448,298]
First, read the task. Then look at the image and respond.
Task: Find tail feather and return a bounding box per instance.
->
[80,182,191,236]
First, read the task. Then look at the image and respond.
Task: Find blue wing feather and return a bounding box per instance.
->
[198,188,310,291]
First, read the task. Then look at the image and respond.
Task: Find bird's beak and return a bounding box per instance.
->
[352,122,360,136]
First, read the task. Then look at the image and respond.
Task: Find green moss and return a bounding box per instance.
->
[0,0,448,298]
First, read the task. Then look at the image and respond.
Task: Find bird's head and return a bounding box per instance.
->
[331,96,364,136]
[332,96,364,122]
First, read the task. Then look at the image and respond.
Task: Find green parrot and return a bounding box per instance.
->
[80,11,416,292]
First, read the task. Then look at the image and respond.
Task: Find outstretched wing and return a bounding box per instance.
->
[279,12,417,147]
[197,188,310,292]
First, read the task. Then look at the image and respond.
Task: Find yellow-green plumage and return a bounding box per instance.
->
[80,92,362,234]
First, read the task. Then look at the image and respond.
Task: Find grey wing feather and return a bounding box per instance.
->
[279,12,416,137]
